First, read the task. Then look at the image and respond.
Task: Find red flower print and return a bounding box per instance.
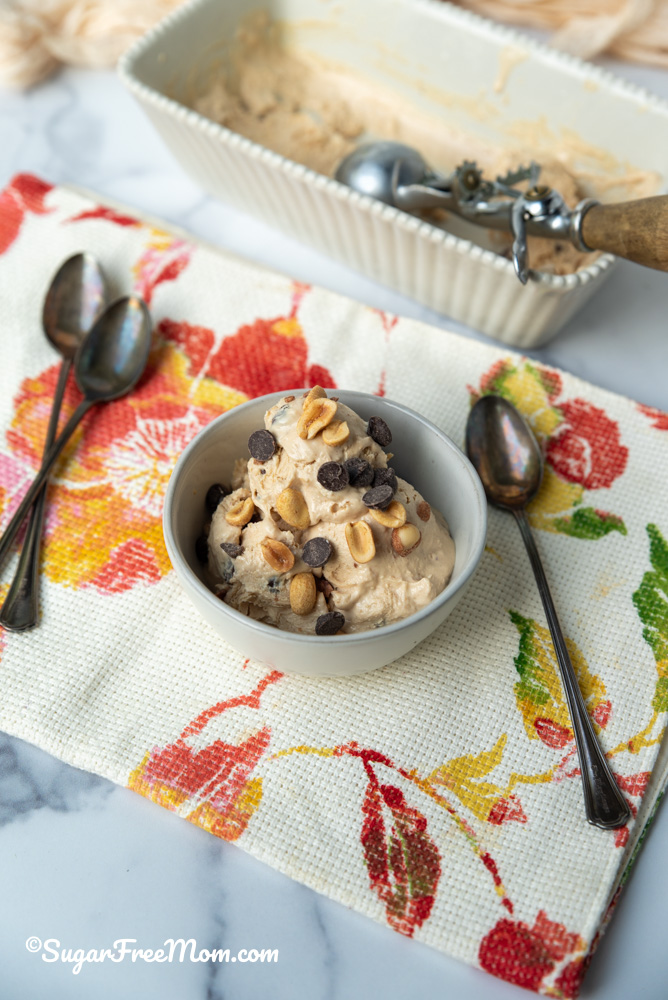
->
[638,403,668,431]
[614,771,650,797]
[374,311,398,397]
[3,281,333,594]
[591,699,612,729]
[547,399,628,490]
[487,795,527,826]
[0,174,52,255]
[479,918,554,991]
[556,957,588,998]
[534,717,574,749]
[608,771,648,850]
[68,206,141,227]
[479,911,585,996]
[159,318,214,379]
[133,235,193,305]
[3,337,246,593]
[207,316,336,398]
[472,361,628,539]
[129,671,282,841]
[614,826,630,848]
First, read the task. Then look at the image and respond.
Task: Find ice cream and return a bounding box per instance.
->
[204,389,455,635]
[193,12,660,278]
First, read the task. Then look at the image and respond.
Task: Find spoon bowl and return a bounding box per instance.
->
[335,141,429,207]
[42,252,107,359]
[465,393,631,830]
[465,394,543,509]
[75,295,153,401]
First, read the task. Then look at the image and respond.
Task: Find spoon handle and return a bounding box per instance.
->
[0,359,72,631]
[513,509,631,830]
[0,399,91,571]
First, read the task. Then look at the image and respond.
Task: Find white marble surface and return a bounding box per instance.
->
[0,40,667,1000]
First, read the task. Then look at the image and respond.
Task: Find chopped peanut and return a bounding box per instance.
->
[369,501,407,529]
[276,487,310,530]
[261,538,295,573]
[345,521,376,563]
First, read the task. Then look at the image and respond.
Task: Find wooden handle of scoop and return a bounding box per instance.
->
[580,196,668,271]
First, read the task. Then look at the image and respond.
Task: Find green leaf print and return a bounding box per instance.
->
[632,524,668,714]
[510,611,609,747]
[552,507,627,540]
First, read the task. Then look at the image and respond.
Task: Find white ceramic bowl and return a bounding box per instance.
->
[163,390,487,676]
[118,0,668,347]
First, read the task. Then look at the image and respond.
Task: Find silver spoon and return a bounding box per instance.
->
[0,253,107,631]
[0,295,152,572]
[465,394,631,831]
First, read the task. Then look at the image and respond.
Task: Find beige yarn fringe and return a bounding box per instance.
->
[450,0,668,67]
[0,0,182,89]
[1,0,667,91]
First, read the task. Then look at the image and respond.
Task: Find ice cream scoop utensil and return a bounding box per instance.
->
[336,140,668,283]
[465,393,631,830]
[0,253,107,631]
[0,296,152,572]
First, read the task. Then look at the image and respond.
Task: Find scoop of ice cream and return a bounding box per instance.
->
[206,389,455,635]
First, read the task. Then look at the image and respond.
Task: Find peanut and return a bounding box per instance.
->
[276,487,310,530]
[297,397,338,440]
[261,538,295,573]
[369,500,407,529]
[391,523,421,556]
[416,501,431,522]
[289,572,317,615]
[322,419,350,447]
[345,521,376,563]
[305,385,327,403]
[225,495,255,526]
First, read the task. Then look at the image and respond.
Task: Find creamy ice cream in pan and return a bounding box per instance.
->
[203,388,455,636]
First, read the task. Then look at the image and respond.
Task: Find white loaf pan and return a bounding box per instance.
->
[118,0,668,347]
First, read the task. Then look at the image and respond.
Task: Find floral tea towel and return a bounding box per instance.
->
[0,174,667,998]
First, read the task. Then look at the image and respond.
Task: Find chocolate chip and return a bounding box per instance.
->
[344,457,374,488]
[317,461,349,492]
[205,483,227,513]
[248,429,276,462]
[315,611,345,635]
[367,416,392,447]
[302,537,332,567]
[372,467,397,492]
[362,484,394,509]
[220,542,243,558]
[195,534,209,563]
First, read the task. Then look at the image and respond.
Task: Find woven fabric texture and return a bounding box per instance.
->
[1,174,667,998]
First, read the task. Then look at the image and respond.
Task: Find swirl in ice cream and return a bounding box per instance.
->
[205,389,455,635]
